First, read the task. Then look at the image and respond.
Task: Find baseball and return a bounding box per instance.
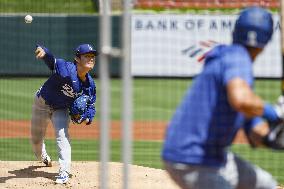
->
[24,15,33,23]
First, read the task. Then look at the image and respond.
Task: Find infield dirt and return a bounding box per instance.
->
[0,120,267,189]
[0,120,248,143]
[0,161,179,189]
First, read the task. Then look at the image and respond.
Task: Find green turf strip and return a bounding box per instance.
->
[0,78,281,120]
[0,0,96,14]
[0,138,283,183]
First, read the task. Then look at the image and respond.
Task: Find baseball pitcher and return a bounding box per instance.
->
[31,43,97,184]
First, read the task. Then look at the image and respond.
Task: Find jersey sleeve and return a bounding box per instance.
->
[37,45,56,70]
[222,47,253,86]
[54,59,70,77]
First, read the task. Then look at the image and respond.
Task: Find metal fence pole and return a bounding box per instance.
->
[99,1,111,189]
[122,0,132,189]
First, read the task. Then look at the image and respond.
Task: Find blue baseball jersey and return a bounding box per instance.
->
[38,47,96,110]
[162,44,258,167]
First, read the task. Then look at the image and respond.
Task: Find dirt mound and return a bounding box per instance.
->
[0,161,179,189]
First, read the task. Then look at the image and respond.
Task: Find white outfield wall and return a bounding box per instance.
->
[131,14,281,78]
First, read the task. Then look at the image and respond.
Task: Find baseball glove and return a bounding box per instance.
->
[69,95,90,124]
[264,121,284,150]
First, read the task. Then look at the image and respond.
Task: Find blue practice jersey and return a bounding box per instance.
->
[162,44,256,167]
[38,47,96,110]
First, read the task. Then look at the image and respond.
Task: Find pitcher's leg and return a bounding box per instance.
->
[31,96,50,160]
[40,142,52,167]
[41,142,48,158]
[52,109,71,173]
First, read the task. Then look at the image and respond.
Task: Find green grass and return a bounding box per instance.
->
[0,138,283,183]
[0,0,278,14]
[0,78,283,184]
[0,138,163,167]
[0,78,45,120]
[0,78,281,120]
[0,0,96,14]
[231,145,284,183]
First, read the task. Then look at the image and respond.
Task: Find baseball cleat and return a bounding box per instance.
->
[55,171,69,184]
[42,154,52,167]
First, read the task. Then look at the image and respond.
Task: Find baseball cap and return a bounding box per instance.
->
[75,44,98,56]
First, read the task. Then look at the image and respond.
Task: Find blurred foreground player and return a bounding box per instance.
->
[162,6,284,189]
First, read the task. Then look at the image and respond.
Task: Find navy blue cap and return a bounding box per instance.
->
[75,44,98,56]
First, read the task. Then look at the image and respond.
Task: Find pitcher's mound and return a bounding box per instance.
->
[0,161,179,189]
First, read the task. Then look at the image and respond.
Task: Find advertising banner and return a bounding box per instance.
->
[132,14,281,78]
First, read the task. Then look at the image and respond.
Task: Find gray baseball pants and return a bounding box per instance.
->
[164,152,277,189]
[30,93,71,173]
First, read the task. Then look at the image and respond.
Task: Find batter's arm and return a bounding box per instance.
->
[243,117,270,147]
[227,78,264,118]
[248,121,270,147]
